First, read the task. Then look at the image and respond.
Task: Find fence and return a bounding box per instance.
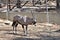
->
[0,11,60,25]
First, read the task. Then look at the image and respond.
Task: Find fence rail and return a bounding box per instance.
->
[0,11,60,24]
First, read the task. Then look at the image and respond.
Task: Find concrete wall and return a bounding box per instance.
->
[0,11,60,24]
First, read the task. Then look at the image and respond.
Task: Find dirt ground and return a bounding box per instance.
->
[0,19,60,40]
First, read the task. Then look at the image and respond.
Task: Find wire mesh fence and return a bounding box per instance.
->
[0,0,60,28]
[0,0,60,40]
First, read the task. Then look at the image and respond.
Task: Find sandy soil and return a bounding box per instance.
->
[0,19,60,40]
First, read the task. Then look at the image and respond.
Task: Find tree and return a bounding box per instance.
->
[0,4,2,8]
[32,0,35,6]
[0,0,2,8]
[8,0,11,10]
[16,0,21,8]
[56,0,60,8]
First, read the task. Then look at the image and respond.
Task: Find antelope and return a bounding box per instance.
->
[12,15,36,35]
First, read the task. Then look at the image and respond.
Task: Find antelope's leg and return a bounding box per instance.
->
[15,27,17,33]
[13,26,15,33]
[24,25,28,35]
[15,23,18,34]
[22,25,25,33]
[12,21,16,33]
[26,25,28,34]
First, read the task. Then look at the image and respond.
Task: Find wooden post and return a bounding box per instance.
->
[46,0,49,23]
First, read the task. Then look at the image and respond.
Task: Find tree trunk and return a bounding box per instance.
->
[16,0,21,8]
[56,0,59,8]
[0,4,2,8]
[8,0,11,10]
[0,0,2,8]
[32,0,35,6]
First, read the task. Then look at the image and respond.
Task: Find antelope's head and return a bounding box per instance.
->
[32,18,37,26]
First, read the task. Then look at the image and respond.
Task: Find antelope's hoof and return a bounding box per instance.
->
[23,33,27,36]
[13,33,17,35]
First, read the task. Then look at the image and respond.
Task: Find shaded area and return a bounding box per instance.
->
[13,37,41,40]
[54,29,60,32]
[13,34,60,40]
[0,19,60,40]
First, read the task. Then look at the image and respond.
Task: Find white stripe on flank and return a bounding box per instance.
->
[23,15,27,22]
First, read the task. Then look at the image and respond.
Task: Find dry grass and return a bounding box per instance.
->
[0,18,60,40]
